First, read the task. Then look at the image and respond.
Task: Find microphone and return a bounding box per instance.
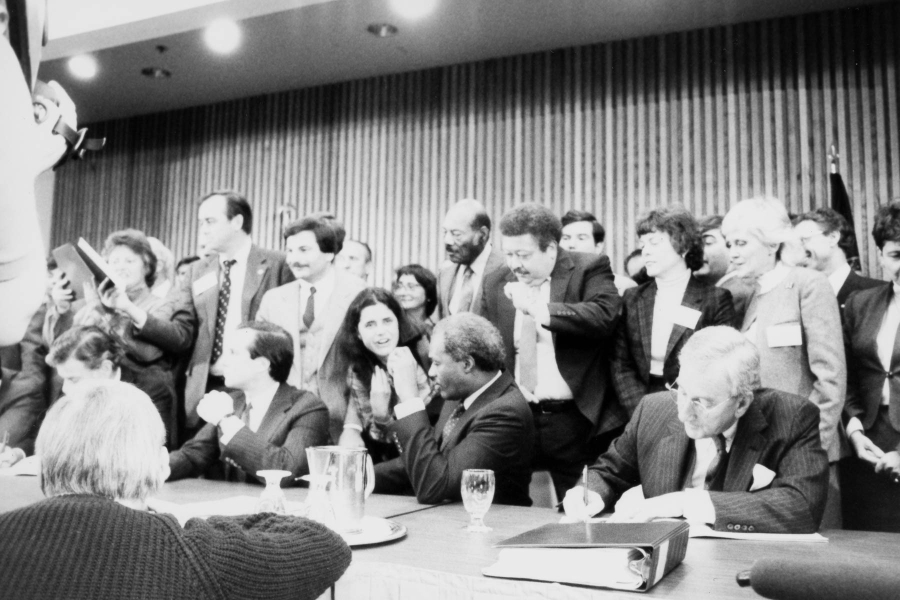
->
[737,557,900,600]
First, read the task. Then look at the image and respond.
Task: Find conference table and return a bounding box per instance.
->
[3,476,899,599]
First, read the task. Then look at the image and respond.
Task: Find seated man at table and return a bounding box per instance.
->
[563,326,829,533]
[168,321,330,485]
[0,379,350,600]
[373,313,535,506]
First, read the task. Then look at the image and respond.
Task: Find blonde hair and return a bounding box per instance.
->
[721,196,792,249]
[36,380,166,502]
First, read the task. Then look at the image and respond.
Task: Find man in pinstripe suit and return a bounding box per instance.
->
[564,326,829,534]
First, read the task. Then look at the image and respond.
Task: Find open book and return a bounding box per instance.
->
[52,237,124,298]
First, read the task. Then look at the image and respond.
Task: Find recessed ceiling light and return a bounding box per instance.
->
[390,0,438,20]
[141,67,172,79]
[367,23,398,38]
[204,18,241,54]
[68,54,98,80]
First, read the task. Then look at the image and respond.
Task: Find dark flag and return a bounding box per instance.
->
[829,146,861,269]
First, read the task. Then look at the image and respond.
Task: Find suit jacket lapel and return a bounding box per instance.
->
[637,283,657,372]
[441,372,512,450]
[499,271,518,369]
[197,257,220,339]
[650,418,692,494]
[318,273,359,368]
[440,264,458,315]
[664,277,702,362]
[723,401,767,492]
[242,245,269,321]
[255,384,293,440]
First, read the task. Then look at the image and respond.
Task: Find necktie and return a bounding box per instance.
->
[303,286,317,330]
[517,314,538,394]
[440,403,466,449]
[454,266,475,314]
[705,434,729,491]
[211,259,236,365]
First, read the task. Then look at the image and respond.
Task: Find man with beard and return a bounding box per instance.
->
[483,204,623,499]
[256,214,366,443]
[695,215,754,328]
[437,199,505,319]
[794,207,881,316]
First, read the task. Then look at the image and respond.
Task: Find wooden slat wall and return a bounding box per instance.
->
[53,4,900,283]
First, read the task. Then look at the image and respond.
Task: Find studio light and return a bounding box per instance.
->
[204,18,241,54]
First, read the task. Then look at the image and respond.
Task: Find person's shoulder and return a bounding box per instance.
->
[787,265,829,288]
[283,384,328,414]
[334,269,368,294]
[622,278,653,302]
[753,387,815,420]
[251,245,287,263]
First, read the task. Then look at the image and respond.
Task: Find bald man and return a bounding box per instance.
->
[437,200,506,319]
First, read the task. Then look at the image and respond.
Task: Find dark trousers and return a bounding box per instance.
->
[530,406,623,501]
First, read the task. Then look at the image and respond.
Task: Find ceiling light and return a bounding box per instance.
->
[204,18,241,54]
[141,67,172,79]
[389,0,438,20]
[68,54,98,80]
[367,23,398,38]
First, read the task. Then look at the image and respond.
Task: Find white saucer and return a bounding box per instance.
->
[341,515,407,547]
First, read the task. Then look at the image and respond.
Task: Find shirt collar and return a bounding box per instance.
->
[462,371,502,410]
[221,237,252,267]
[463,242,493,277]
[244,380,280,413]
[756,263,790,295]
[827,263,852,295]
[299,266,336,295]
[699,419,739,452]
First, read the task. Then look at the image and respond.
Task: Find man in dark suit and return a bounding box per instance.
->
[482,203,623,499]
[139,190,293,430]
[695,215,754,328]
[437,199,506,318]
[564,326,829,534]
[169,322,329,484]
[795,207,881,315]
[373,313,535,506]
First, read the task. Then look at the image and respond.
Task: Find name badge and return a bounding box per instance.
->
[670,305,701,330]
[192,272,217,296]
[766,323,802,348]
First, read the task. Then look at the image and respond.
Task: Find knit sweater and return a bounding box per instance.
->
[0,494,352,600]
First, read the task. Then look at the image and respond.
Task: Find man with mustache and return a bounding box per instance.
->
[483,203,623,500]
[256,214,366,443]
[437,199,506,319]
[794,207,881,317]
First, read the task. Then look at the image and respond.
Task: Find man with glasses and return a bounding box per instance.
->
[563,326,829,533]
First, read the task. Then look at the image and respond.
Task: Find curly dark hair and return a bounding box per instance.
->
[283,213,346,255]
[561,210,605,244]
[499,204,562,251]
[797,207,857,258]
[238,321,294,383]
[872,200,900,250]
[635,204,704,271]
[103,229,158,288]
[432,313,506,372]
[47,325,127,370]
[394,264,438,316]
[336,288,428,384]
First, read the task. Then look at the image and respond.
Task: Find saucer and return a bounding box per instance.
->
[341,516,407,547]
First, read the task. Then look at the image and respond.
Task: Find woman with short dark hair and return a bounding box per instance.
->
[612,205,735,416]
[392,264,438,336]
[335,288,434,461]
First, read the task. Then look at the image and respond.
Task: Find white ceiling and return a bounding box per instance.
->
[38,0,882,124]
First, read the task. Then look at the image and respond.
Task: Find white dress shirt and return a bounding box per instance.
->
[449,242,493,315]
[513,279,574,401]
[210,238,253,375]
[846,282,900,437]
[394,371,502,420]
[649,269,691,376]
[827,263,851,296]
[681,420,739,524]
[298,267,337,329]
[219,379,280,445]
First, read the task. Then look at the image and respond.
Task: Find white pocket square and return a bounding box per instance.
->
[750,464,776,491]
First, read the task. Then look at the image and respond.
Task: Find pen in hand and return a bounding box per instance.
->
[582,465,589,522]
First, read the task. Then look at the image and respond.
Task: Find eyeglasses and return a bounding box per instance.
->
[665,380,731,415]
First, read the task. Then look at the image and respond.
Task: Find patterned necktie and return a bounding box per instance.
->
[303,286,317,330]
[440,403,466,449]
[454,266,475,314]
[705,434,729,491]
[211,259,236,364]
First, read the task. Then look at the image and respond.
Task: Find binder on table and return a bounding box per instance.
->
[483,521,690,592]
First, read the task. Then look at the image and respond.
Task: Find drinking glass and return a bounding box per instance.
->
[461,469,495,532]
[255,470,292,514]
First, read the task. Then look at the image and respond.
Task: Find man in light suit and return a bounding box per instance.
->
[373,314,535,506]
[437,199,505,318]
[139,191,293,431]
[168,322,329,484]
[794,207,882,316]
[564,326,829,534]
[483,203,623,499]
[256,214,366,443]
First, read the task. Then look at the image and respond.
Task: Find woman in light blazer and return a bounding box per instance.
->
[841,200,900,532]
[722,196,846,528]
[612,205,735,417]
